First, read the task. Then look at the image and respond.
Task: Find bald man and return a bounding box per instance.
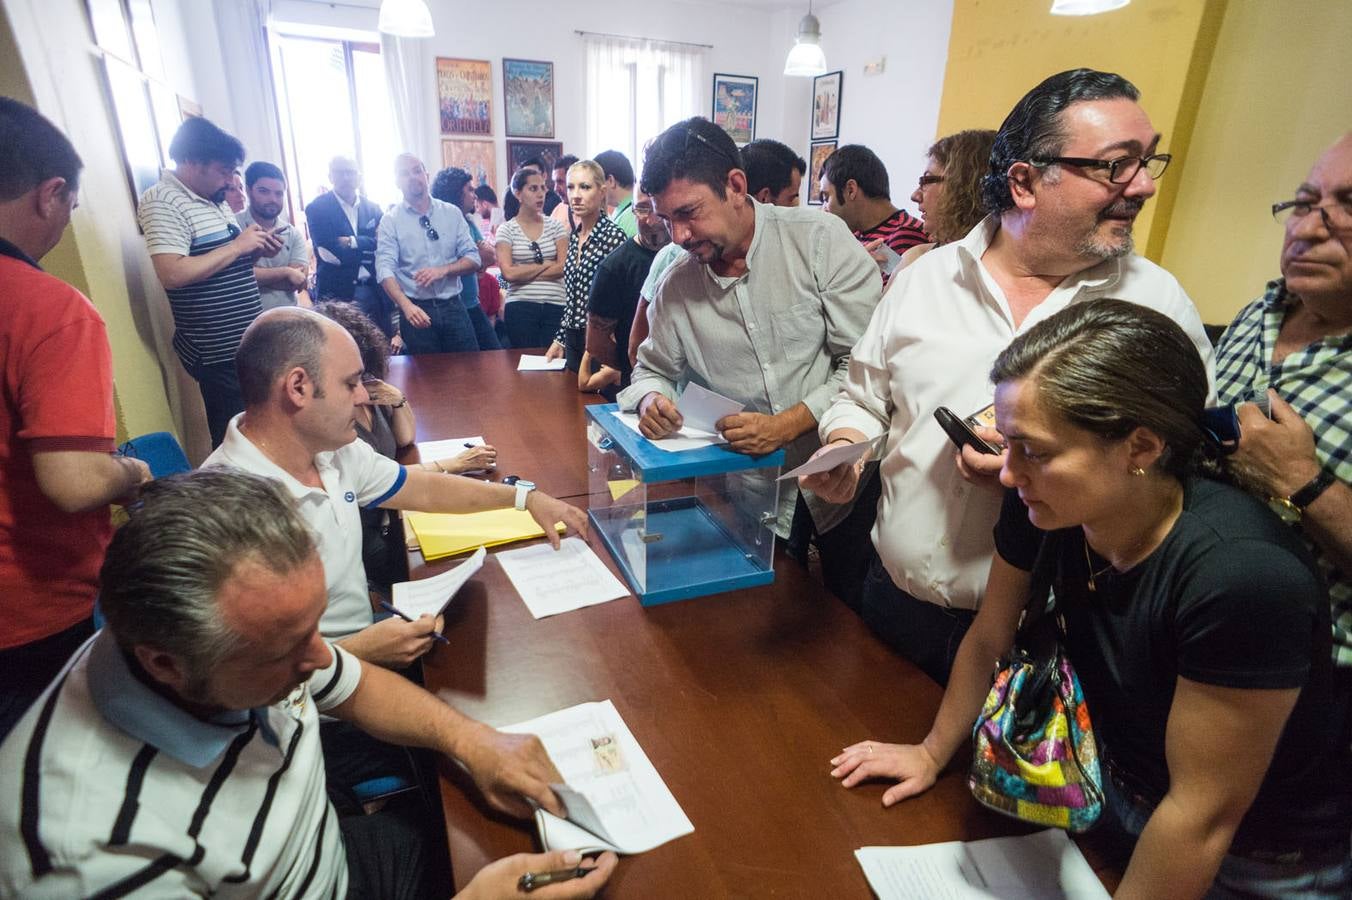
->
[305,156,393,334]
[375,153,481,354]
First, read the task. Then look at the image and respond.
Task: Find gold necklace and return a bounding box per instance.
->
[1082,488,1184,591]
[1083,539,1116,592]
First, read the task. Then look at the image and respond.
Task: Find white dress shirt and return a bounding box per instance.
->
[818,217,1216,611]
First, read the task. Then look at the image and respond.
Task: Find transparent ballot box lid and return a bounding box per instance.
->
[585,403,785,606]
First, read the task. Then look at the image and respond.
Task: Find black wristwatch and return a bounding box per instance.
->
[1273,468,1337,522]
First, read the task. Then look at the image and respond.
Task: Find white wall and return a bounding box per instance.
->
[269,0,792,191]
[777,0,953,212]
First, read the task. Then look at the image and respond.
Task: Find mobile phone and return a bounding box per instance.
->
[934,406,1001,455]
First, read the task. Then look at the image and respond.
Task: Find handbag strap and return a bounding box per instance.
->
[1016,531,1061,638]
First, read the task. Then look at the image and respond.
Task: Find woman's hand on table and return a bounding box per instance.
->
[830,739,941,807]
[443,444,497,472]
[360,377,406,408]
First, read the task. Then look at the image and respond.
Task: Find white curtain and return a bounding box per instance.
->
[585,35,704,175]
[380,32,436,168]
[213,0,284,165]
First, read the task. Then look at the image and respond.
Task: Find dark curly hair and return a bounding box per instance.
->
[312,301,390,380]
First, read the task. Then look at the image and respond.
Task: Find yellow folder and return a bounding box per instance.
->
[406,508,565,560]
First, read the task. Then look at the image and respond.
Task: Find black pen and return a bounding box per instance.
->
[518,865,586,892]
[378,601,449,644]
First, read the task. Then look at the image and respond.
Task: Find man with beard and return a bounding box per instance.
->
[239,161,310,310]
[139,117,282,447]
[804,69,1216,685]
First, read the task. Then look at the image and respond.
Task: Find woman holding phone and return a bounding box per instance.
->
[831,300,1351,898]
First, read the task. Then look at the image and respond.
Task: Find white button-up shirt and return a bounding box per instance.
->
[205,416,406,637]
[819,217,1216,610]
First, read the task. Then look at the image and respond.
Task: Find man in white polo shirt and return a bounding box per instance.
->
[206,306,586,669]
[806,69,1215,686]
[0,469,616,898]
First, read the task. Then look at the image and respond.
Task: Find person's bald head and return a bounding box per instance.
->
[328,156,361,202]
[394,153,430,203]
[236,307,340,407]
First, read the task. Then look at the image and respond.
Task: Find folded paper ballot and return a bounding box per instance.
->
[676,382,744,434]
[406,508,565,560]
[518,354,566,371]
[501,700,694,855]
[390,546,486,619]
[613,411,725,452]
[777,434,884,481]
[855,830,1108,899]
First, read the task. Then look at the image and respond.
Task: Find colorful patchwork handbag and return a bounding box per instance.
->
[968,536,1103,832]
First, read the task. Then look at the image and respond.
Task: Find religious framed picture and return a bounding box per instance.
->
[505,140,564,177]
[807,141,837,206]
[436,57,493,136]
[811,70,843,141]
[442,139,498,192]
[502,58,555,138]
[711,73,758,145]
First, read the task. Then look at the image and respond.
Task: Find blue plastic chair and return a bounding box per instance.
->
[118,432,190,478]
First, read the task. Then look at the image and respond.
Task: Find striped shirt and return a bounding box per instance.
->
[855,208,928,259]
[1215,278,1352,665]
[558,215,627,340]
[0,632,361,898]
[138,173,262,367]
[496,217,568,305]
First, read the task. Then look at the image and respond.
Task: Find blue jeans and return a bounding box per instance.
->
[352,281,397,338]
[1102,764,1351,898]
[184,358,245,448]
[504,301,565,350]
[464,304,501,350]
[859,554,974,687]
[400,298,478,354]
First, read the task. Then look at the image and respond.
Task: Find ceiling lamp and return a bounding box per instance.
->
[783,4,827,77]
[378,0,435,38]
[1050,0,1130,14]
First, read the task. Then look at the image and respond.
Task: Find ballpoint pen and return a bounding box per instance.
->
[517,865,586,892]
[377,601,450,644]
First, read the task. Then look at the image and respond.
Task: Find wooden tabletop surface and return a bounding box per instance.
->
[386,349,1121,898]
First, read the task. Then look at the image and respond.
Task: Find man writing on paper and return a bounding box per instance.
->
[206,307,586,670]
[617,117,881,600]
[0,469,616,899]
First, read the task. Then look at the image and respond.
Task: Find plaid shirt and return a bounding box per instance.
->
[1215,278,1352,665]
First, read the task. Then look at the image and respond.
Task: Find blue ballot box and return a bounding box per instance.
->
[585,403,784,606]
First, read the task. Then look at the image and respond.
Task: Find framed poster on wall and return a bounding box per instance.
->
[437,57,493,136]
[712,73,758,145]
[502,58,555,138]
[506,140,564,176]
[101,55,163,205]
[811,70,843,141]
[807,141,836,206]
[442,139,498,191]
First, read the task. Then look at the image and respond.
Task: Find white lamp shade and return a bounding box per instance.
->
[784,40,828,76]
[1050,0,1129,15]
[378,0,435,37]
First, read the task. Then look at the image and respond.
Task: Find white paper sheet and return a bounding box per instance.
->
[417,436,492,474]
[777,435,883,481]
[613,411,726,452]
[855,830,1108,900]
[675,382,744,434]
[494,537,629,618]
[390,546,486,619]
[501,699,694,855]
[518,354,567,371]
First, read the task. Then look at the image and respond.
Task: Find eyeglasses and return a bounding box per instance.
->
[634,203,655,216]
[660,124,741,168]
[917,174,945,189]
[419,215,440,241]
[529,240,543,264]
[1272,197,1352,234]
[1028,153,1172,184]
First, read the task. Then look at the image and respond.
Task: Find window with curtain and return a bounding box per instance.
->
[584,35,705,180]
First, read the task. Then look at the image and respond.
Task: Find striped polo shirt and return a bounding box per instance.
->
[0,632,362,897]
[138,173,262,368]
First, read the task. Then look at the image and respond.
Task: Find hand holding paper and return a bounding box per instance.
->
[390,546,486,619]
[799,432,877,503]
[519,354,567,371]
[782,435,881,481]
[460,725,567,819]
[676,382,744,434]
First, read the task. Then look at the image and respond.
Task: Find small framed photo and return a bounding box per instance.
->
[506,140,564,176]
[442,140,498,193]
[811,70,843,141]
[711,73,758,145]
[808,141,837,205]
[502,58,555,138]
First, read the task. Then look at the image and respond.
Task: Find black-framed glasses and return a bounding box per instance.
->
[1272,197,1352,233]
[917,174,945,189]
[1028,153,1172,184]
[660,124,741,168]
[529,240,543,264]
[418,214,440,241]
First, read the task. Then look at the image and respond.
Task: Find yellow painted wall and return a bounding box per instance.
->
[1159,0,1352,323]
[936,0,1226,259]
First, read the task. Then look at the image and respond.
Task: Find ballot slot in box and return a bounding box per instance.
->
[585,403,783,606]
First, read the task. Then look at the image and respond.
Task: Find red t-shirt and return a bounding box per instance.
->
[0,250,116,649]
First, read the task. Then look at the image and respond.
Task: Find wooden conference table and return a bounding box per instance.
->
[386,350,1119,898]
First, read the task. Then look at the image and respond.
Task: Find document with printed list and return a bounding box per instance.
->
[501,699,694,855]
[855,829,1108,900]
[390,546,486,619]
[494,536,629,618]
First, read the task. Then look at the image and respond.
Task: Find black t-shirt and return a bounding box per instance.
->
[994,476,1351,851]
[585,238,657,386]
